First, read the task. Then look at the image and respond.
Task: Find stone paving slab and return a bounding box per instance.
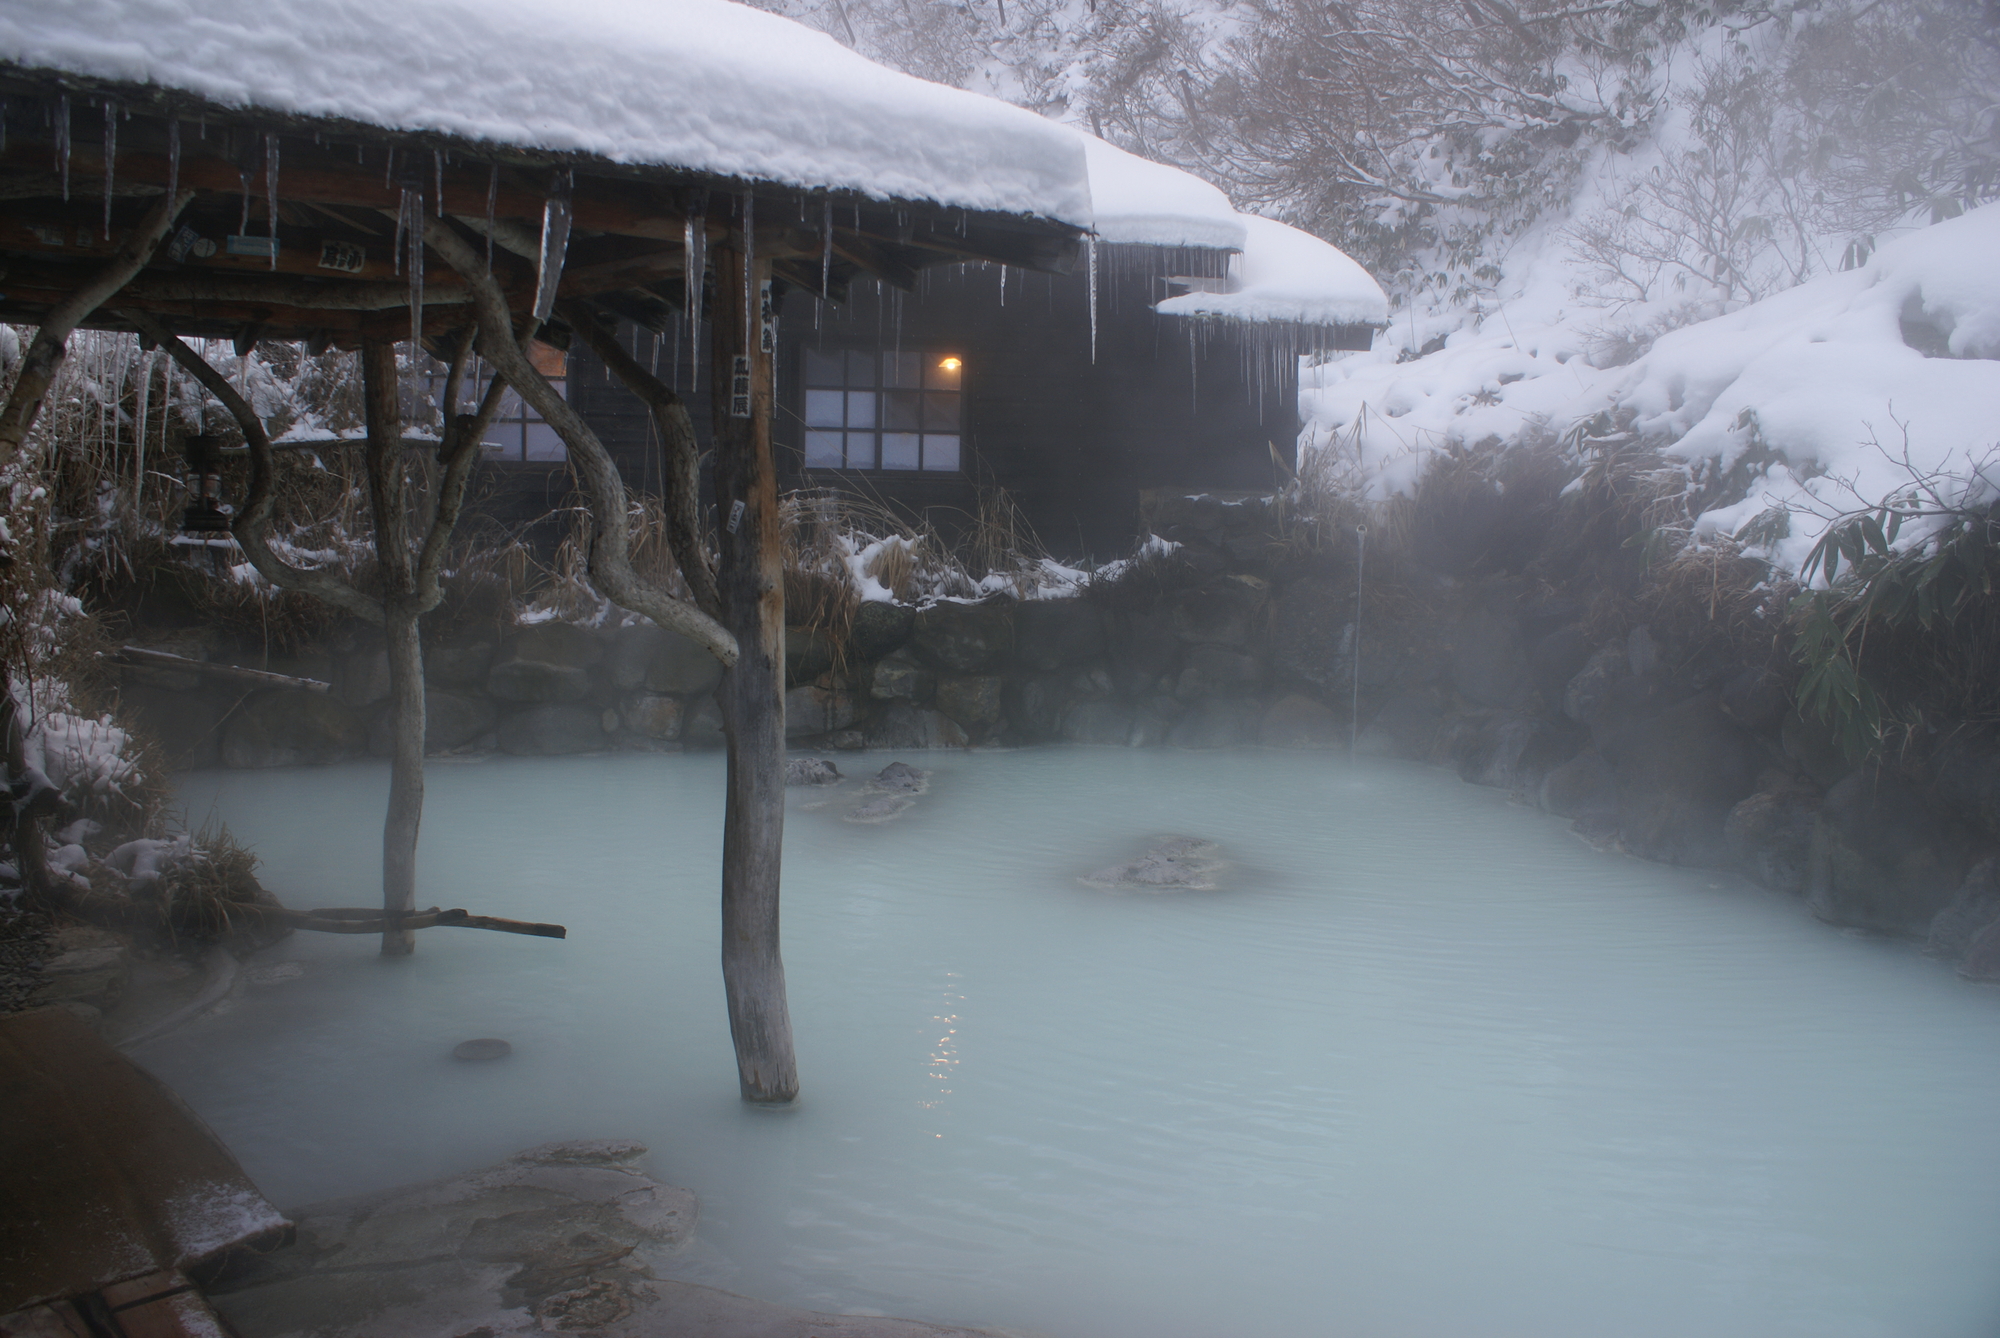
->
[207,1139,1018,1338]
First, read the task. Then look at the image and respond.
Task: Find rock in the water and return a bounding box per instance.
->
[1808,766,1976,934]
[1724,783,1821,894]
[1085,836,1225,891]
[1599,694,1761,866]
[786,757,843,786]
[205,1139,995,1337]
[844,792,916,824]
[452,1038,512,1061]
[837,761,930,822]
[873,761,930,793]
[1928,858,2000,966]
[1453,712,1582,791]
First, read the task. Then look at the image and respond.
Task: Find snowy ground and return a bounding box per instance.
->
[1300,201,2000,577]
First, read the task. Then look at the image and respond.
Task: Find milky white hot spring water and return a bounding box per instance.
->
[150,750,2000,1337]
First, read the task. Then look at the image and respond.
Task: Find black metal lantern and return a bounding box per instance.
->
[179,433,233,534]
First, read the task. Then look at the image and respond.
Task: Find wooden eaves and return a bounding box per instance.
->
[0,70,1083,349]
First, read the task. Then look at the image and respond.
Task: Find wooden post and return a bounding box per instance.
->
[360,338,422,957]
[710,239,798,1103]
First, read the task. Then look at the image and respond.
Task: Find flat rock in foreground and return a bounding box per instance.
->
[208,1139,1011,1338]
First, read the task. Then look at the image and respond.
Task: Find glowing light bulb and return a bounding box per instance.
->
[938,356,962,372]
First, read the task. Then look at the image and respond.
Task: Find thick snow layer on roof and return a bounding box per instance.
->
[1155,214,1389,329]
[0,0,1092,224]
[1300,201,2000,577]
[1078,135,1245,251]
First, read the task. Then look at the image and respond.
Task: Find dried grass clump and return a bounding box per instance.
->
[1613,533,1798,675]
[154,821,273,946]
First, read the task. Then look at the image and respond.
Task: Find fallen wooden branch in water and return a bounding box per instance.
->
[105,646,332,693]
[229,904,566,939]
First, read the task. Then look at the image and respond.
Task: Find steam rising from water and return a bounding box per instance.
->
[153,751,2000,1338]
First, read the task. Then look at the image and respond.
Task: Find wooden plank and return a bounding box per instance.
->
[107,647,331,694]
[98,1272,229,1338]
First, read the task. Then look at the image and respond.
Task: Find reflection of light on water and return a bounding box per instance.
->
[920,974,963,1123]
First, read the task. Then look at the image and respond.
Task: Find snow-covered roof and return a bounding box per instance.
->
[1155,214,1390,329]
[1078,135,1246,252]
[0,0,1092,225]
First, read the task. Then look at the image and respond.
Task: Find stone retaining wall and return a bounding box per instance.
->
[115,489,2000,972]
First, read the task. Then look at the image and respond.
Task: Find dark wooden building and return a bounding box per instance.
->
[565,258,1380,562]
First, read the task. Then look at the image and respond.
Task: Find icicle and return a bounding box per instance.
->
[166,120,180,206]
[55,94,70,201]
[684,195,706,384]
[101,99,115,238]
[134,346,153,516]
[1,101,8,155]
[264,132,280,268]
[239,169,251,237]
[406,186,424,350]
[392,189,406,275]
[484,163,498,272]
[999,263,1007,308]
[532,167,572,323]
[741,192,755,361]
[821,198,833,299]
[1086,235,1099,364]
[1188,325,1198,413]
[384,145,394,190]
[434,149,444,217]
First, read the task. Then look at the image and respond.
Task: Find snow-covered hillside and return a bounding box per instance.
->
[1303,201,2000,574]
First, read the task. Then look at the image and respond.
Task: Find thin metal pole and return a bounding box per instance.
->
[1351,524,1367,760]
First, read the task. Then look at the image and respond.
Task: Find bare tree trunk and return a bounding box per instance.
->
[710,242,798,1104]
[559,303,720,619]
[359,339,425,957]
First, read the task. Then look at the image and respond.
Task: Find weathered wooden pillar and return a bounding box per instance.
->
[709,238,798,1103]
[360,338,423,957]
